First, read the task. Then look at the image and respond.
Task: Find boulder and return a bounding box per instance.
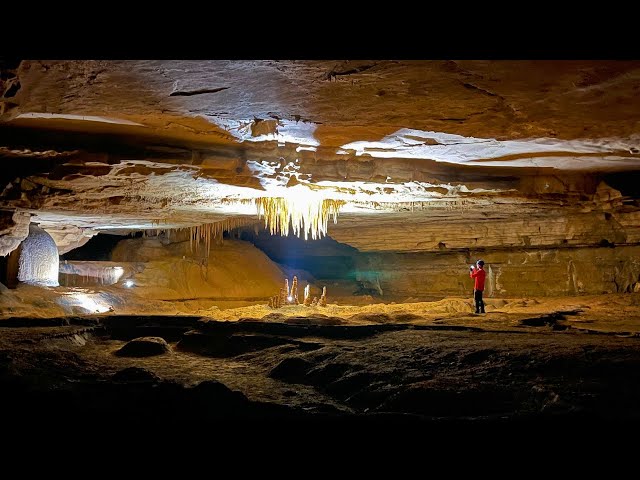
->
[115,336,171,357]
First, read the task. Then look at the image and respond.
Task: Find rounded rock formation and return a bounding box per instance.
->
[115,337,171,357]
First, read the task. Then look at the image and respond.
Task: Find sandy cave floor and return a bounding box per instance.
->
[3,286,640,428]
[4,283,640,335]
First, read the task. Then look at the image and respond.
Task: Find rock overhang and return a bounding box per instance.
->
[1,60,640,251]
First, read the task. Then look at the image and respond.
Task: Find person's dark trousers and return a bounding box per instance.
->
[474,289,485,313]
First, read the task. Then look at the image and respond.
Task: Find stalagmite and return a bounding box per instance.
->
[303,284,311,306]
[319,286,327,307]
[311,296,319,307]
[267,277,306,308]
[269,292,282,309]
[272,293,282,308]
[291,276,299,304]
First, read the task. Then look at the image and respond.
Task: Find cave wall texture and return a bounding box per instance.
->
[237,227,640,299]
[2,60,640,298]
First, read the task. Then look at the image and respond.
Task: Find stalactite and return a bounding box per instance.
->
[347,200,470,212]
[255,197,345,240]
[219,198,255,207]
[139,217,256,254]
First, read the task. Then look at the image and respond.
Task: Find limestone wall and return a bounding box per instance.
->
[0,211,30,257]
[358,246,640,298]
[329,210,640,253]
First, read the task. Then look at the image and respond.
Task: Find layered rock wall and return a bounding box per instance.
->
[329,209,639,253]
[359,246,640,299]
[0,211,30,257]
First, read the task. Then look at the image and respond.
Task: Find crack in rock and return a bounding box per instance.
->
[462,81,499,98]
[323,62,377,81]
[170,87,229,97]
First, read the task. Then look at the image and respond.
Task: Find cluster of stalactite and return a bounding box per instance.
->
[256,197,344,240]
[269,277,326,308]
[59,262,124,287]
[349,200,469,212]
[219,198,255,207]
[142,218,256,253]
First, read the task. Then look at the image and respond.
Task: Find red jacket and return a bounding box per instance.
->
[470,267,486,291]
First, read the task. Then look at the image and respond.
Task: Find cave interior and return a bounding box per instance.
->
[2,60,640,435]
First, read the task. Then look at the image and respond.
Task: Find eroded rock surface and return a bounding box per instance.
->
[1,61,639,233]
[3,307,640,430]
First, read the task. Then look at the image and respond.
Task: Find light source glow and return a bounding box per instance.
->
[124,279,135,288]
[62,292,111,313]
[112,266,124,283]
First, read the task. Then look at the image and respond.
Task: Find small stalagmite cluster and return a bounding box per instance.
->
[307,286,327,307]
[268,276,327,308]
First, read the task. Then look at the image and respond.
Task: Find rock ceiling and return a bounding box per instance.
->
[1,60,640,253]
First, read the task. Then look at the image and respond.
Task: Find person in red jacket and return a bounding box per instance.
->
[469,260,486,314]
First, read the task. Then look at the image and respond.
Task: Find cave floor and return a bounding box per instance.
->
[4,284,640,335]
[2,293,640,431]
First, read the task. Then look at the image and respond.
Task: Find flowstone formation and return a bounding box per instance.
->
[17,224,59,287]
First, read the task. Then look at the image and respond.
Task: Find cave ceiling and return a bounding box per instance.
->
[2,60,640,252]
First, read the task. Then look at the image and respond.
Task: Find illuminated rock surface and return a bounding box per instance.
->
[2,60,640,252]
